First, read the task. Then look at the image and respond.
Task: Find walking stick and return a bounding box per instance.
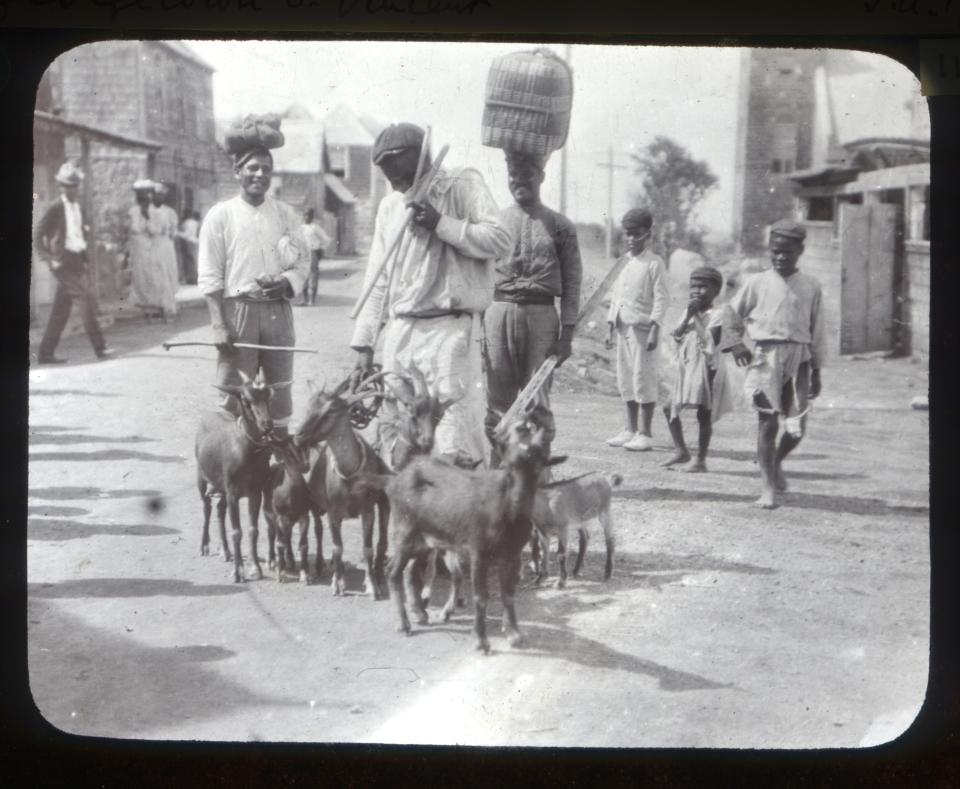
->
[349,143,450,320]
[162,341,319,354]
[495,255,631,434]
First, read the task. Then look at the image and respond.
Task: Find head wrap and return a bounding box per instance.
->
[690,266,723,290]
[223,113,284,168]
[55,161,84,187]
[152,181,169,196]
[132,178,155,192]
[372,123,425,165]
[770,218,807,242]
[621,207,653,232]
[504,149,548,172]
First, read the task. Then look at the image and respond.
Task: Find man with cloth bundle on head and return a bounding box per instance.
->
[350,122,512,468]
[483,149,582,468]
[725,218,826,509]
[197,113,309,435]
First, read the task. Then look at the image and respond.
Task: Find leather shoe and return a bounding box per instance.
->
[37,354,68,365]
[95,347,116,360]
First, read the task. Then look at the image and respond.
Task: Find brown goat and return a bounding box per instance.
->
[360,417,565,654]
[262,435,323,584]
[195,371,291,583]
[294,373,391,599]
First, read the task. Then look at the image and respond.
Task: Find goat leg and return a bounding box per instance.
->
[216,496,231,561]
[420,548,438,611]
[227,496,244,583]
[572,528,588,578]
[298,515,310,584]
[374,496,389,589]
[403,555,429,626]
[247,492,264,581]
[311,507,324,579]
[387,545,413,635]
[556,532,567,589]
[599,509,615,580]
[439,552,463,622]
[199,480,212,556]
[264,508,277,572]
[499,555,524,648]
[533,529,549,587]
[360,510,381,599]
[329,517,346,596]
[471,554,491,655]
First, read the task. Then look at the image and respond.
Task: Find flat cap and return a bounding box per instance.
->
[689,266,723,289]
[770,218,807,241]
[372,123,425,165]
[621,207,653,231]
[55,161,84,186]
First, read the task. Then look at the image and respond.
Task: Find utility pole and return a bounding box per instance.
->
[596,146,627,258]
[559,43,572,216]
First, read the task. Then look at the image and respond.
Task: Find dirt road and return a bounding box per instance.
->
[27,257,929,747]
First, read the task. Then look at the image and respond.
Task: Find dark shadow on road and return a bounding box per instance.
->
[29,486,162,500]
[29,578,247,598]
[29,432,156,446]
[712,470,866,482]
[29,425,83,433]
[27,519,180,540]
[27,505,90,518]
[708,449,827,462]
[30,449,185,464]
[28,599,300,738]
[30,389,121,398]
[615,487,756,504]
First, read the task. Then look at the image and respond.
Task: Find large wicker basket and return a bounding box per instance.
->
[481,48,573,156]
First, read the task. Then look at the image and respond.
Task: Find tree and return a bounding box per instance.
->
[630,136,718,265]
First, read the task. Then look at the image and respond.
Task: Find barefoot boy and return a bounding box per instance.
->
[726,219,825,508]
[661,265,734,472]
[604,208,669,451]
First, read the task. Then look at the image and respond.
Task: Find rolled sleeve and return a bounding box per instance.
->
[197,207,226,295]
[433,170,512,261]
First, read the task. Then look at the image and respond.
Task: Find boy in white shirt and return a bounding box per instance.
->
[604,208,670,451]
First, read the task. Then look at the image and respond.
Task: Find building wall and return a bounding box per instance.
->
[737,50,821,254]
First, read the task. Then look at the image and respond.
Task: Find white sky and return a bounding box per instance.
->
[188,40,923,236]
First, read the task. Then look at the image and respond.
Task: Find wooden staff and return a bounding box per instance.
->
[349,142,450,320]
[162,341,319,354]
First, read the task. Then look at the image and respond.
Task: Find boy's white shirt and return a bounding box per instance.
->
[606,248,669,328]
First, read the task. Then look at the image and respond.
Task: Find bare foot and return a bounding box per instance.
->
[754,491,778,509]
[680,459,708,473]
[774,466,788,493]
[662,452,691,468]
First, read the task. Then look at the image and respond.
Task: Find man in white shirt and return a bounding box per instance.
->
[197,115,309,431]
[350,122,512,466]
[34,161,112,364]
[298,208,331,306]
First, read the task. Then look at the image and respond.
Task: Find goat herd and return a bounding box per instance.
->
[195,367,619,654]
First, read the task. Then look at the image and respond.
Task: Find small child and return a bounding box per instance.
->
[604,208,670,451]
[661,266,734,472]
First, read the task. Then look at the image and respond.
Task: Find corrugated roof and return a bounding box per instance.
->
[323,105,378,148]
[157,41,215,72]
[271,119,325,174]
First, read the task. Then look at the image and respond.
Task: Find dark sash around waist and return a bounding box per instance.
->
[493,289,555,306]
[396,310,467,320]
[225,295,286,304]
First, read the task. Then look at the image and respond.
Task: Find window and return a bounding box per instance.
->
[807,196,834,221]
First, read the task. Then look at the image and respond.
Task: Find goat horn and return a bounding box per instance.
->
[212,383,242,395]
[410,364,429,398]
[268,380,294,392]
[237,369,253,385]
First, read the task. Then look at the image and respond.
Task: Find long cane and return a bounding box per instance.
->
[350,143,450,321]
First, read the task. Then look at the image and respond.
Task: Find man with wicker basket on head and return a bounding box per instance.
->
[483,149,582,467]
[197,113,309,436]
[350,122,512,469]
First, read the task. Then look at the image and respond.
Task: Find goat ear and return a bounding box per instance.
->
[546,455,568,467]
[212,383,242,395]
[237,369,253,385]
[268,380,294,392]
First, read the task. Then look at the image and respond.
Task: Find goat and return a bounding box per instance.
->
[262,434,324,584]
[294,373,391,599]
[195,370,291,583]
[360,417,565,654]
[532,472,620,588]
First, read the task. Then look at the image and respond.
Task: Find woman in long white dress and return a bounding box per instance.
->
[127,180,170,322]
[149,182,180,322]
